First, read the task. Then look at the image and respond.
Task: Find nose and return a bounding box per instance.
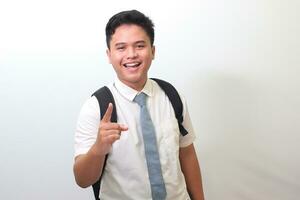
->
[127,47,138,59]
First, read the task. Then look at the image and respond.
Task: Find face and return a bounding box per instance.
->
[106,24,155,91]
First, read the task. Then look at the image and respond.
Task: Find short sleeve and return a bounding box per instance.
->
[178,95,196,148]
[74,96,100,157]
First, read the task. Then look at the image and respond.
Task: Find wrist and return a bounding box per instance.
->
[88,143,108,158]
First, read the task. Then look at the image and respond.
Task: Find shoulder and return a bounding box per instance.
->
[150,78,178,95]
[151,78,188,110]
[83,95,99,109]
[78,96,100,120]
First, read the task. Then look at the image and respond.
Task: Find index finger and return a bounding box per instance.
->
[101,103,113,122]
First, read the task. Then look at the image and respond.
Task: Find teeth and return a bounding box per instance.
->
[124,63,140,67]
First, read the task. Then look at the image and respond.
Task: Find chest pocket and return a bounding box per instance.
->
[157,117,181,183]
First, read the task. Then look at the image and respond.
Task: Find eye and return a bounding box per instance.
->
[137,44,145,49]
[116,46,125,51]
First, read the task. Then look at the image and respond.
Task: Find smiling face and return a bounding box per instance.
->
[106,24,155,91]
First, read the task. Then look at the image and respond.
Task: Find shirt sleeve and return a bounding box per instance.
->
[74,96,100,157]
[178,94,196,148]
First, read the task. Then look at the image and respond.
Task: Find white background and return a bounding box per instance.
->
[0,0,299,199]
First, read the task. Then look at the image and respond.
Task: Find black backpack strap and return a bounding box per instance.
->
[91,86,117,200]
[92,86,117,122]
[150,78,189,136]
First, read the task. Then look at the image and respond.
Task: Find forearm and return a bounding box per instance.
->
[73,144,106,188]
[180,144,205,200]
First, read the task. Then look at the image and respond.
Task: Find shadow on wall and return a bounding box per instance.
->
[185,70,299,200]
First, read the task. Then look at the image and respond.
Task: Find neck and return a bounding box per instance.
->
[119,79,147,92]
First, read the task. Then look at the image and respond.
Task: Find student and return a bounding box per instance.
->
[73,10,205,200]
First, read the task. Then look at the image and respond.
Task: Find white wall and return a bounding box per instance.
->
[1,0,299,199]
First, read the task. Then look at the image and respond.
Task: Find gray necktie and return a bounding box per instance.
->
[134,92,167,200]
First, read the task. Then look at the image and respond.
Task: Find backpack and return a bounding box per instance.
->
[91,78,188,200]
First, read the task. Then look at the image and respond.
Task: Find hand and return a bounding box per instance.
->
[95,103,128,155]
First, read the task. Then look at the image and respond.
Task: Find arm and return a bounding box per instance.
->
[73,144,106,188]
[179,143,205,200]
[73,103,128,188]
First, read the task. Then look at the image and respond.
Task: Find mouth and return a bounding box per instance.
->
[123,62,142,68]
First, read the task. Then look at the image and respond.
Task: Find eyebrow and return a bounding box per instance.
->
[135,40,146,45]
[114,42,126,47]
[114,40,146,47]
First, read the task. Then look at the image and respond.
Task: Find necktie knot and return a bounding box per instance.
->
[134,92,147,107]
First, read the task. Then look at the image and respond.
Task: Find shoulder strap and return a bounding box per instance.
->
[91,86,117,200]
[92,86,117,121]
[150,78,188,136]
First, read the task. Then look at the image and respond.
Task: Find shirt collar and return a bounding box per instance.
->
[113,77,153,102]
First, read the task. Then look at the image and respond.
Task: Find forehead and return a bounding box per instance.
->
[110,24,150,45]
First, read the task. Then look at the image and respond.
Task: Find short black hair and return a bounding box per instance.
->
[105,10,155,49]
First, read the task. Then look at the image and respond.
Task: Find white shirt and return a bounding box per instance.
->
[74,78,196,200]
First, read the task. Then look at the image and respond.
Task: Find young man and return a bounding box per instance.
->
[73,10,205,200]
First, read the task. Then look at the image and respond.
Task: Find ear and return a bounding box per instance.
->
[151,45,156,60]
[106,49,112,64]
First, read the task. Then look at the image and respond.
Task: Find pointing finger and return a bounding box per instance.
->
[102,103,113,122]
